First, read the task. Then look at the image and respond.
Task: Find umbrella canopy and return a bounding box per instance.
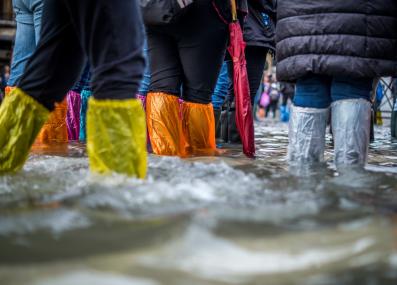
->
[227,19,255,158]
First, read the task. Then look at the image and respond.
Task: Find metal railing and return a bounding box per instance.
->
[378,78,396,120]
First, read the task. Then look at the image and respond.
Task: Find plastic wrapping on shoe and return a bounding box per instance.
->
[79,89,92,141]
[182,101,216,156]
[331,99,371,167]
[87,98,147,178]
[136,93,152,152]
[5,86,15,97]
[146,92,186,156]
[136,94,147,109]
[0,88,49,173]
[280,105,290,122]
[35,99,68,144]
[66,90,81,140]
[288,105,329,163]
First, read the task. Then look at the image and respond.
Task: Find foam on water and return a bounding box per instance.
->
[0,123,396,285]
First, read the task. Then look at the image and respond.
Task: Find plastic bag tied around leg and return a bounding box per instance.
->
[87,98,147,178]
[35,98,68,144]
[182,101,217,156]
[79,89,92,141]
[136,94,152,152]
[331,99,371,167]
[5,86,15,97]
[0,88,49,173]
[136,94,147,109]
[288,105,329,163]
[66,90,82,140]
[146,92,186,156]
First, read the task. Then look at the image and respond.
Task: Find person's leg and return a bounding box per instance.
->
[223,47,267,143]
[212,61,230,140]
[19,0,85,109]
[271,100,277,118]
[30,0,43,44]
[331,77,373,168]
[0,0,85,173]
[289,75,331,163]
[178,1,228,155]
[7,0,36,86]
[145,27,186,156]
[65,0,147,177]
[245,46,268,105]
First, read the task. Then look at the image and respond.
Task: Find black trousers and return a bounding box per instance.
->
[18,0,145,111]
[146,0,228,104]
[227,46,268,106]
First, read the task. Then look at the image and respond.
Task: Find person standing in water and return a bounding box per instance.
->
[276,0,397,168]
[0,0,147,178]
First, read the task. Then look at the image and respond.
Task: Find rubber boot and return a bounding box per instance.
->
[331,99,371,168]
[136,94,152,153]
[79,89,92,141]
[146,92,186,156]
[227,109,242,144]
[87,98,147,178]
[182,101,217,156]
[66,90,81,141]
[35,98,68,144]
[220,108,229,143]
[0,88,49,173]
[214,108,222,141]
[288,105,329,163]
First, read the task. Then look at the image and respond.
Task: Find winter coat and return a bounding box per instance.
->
[243,0,276,51]
[276,0,397,82]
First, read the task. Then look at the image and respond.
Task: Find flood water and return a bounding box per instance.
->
[0,121,397,285]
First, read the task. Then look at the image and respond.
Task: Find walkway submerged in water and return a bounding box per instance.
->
[0,122,397,285]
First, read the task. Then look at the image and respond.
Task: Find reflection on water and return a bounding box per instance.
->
[0,122,397,285]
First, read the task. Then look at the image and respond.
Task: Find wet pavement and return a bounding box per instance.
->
[0,121,397,285]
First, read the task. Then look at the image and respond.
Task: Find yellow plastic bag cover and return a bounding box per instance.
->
[87,98,147,178]
[5,86,15,97]
[0,88,49,173]
[35,99,68,144]
[146,92,186,157]
[182,101,216,156]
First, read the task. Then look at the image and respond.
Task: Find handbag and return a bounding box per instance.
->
[141,0,195,25]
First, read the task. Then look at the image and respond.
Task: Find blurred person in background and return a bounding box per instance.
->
[265,81,280,119]
[279,82,295,122]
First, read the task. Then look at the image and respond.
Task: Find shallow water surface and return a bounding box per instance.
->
[0,122,397,285]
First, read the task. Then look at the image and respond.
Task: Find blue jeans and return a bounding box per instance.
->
[294,75,373,108]
[212,61,231,109]
[138,41,151,95]
[8,0,43,86]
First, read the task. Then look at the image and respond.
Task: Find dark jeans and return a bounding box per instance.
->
[227,46,268,105]
[146,0,228,104]
[294,75,373,109]
[18,0,145,111]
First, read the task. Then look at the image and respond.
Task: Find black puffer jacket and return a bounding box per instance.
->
[244,0,276,51]
[276,0,397,81]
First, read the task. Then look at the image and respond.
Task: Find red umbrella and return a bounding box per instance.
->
[227,1,255,158]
